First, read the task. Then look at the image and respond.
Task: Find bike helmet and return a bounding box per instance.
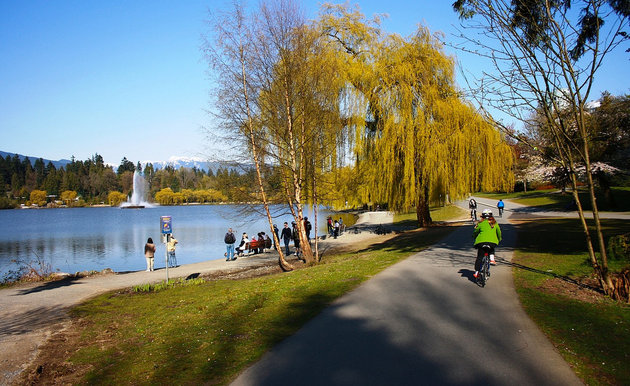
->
[481,209,493,218]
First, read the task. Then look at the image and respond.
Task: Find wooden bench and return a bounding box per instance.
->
[237,238,272,256]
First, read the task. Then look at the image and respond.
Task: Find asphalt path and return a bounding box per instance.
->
[231,202,583,386]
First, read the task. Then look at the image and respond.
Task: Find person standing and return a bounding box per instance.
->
[273,224,280,250]
[292,222,301,257]
[224,227,236,261]
[327,217,333,236]
[281,222,292,256]
[167,235,178,268]
[497,199,505,217]
[304,217,312,241]
[144,237,156,272]
[333,219,340,239]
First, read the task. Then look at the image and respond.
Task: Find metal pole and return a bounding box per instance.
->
[165,234,169,283]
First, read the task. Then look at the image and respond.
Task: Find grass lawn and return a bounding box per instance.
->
[479,187,630,212]
[33,207,462,385]
[513,218,630,385]
[393,204,468,227]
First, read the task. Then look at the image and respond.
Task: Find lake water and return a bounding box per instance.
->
[0,205,347,277]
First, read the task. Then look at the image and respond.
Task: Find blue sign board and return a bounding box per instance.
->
[160,216,172,234]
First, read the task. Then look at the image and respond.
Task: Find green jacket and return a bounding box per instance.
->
[473,220,502,245]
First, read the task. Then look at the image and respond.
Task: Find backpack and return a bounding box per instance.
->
[225,232,235,244]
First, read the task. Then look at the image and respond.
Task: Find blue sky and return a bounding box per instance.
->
[1,1,628,166]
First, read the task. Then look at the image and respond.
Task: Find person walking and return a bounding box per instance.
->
[224,227,236,261]
[497,199,505,217]
[144,237,156,272]
[167,235,178,267]
[469,198,478,221]
[281,222,292,256]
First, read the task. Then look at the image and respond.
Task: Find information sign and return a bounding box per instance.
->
[160,216,172,234]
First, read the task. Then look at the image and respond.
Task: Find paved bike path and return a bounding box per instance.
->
[231,213,582,385]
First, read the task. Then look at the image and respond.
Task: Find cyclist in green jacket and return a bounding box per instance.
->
[473,209,501,278]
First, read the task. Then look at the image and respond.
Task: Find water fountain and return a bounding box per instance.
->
[121,171,152,208]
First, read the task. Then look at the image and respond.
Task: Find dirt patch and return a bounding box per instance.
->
[13,320,90,386]
[536,277,606,304]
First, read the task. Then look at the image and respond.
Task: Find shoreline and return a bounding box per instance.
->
[0,211,395,384]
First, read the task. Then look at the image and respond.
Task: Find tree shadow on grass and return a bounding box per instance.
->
[496,256,602,293]
[513,218,630,256]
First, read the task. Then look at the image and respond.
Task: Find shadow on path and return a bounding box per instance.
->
[13,276,83,296]
[0,306,67,338]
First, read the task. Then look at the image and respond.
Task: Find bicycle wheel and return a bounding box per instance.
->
[479,256,489,287]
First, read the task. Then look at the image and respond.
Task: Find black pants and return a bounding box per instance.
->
[474,242,496,271]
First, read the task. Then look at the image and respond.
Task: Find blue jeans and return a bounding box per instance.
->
[226,243,235,260]
[168,251,177,267]
[284,240,290,255]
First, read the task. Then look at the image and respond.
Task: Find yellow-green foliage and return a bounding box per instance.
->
[107,191,127,206]
[154,187,227,205]
[61,190,78,206]
[320,4,514,213]
[29,189,47,207]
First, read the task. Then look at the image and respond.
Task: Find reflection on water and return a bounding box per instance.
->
[0,205,345,275]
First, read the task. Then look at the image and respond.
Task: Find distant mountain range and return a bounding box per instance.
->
[0,151,242,173]
[0,150,72,169]
[140,157,244,173]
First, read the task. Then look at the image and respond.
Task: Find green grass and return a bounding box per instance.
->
[513,218,630,384]
[67,226,456,385]
[479,187,630,212]
[393,204,468,227]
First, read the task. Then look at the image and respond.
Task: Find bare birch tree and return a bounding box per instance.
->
[453,0,630,301]
[203,2,293,271]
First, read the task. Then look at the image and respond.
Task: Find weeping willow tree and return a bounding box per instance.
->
[321,4,513,226]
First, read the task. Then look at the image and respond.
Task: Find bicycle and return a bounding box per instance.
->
[476,245,492,287]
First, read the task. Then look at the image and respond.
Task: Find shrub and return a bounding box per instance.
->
[30,189,47,207]
[607,233,630,262]
[0,197,17,209]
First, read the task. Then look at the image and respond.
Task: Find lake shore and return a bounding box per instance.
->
[0,211,394,384]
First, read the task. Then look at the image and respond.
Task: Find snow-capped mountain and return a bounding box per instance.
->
[142,156,210,171]
[140,156,243,173]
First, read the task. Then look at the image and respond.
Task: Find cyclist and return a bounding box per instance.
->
[468,198,478,221]
[497,199,505,217]
[473,209,502,279]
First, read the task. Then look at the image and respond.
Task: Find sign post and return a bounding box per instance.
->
[160,216,172,283]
